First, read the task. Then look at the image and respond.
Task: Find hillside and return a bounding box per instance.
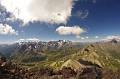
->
[0,39,120,71]
[45,41,119,71]
[71,42,120,70]
[0,40,120,79]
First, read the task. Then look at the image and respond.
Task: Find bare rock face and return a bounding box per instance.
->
[76,67,102,79]
[110,39,118,44]
[0,56,25,79]
[0,56,6,65]
[58,67,76,78]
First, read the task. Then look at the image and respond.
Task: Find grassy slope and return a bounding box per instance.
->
[11,43,120,71]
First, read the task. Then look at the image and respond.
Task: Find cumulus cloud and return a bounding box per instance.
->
[0,24,18,35]
[0,4,15,23]
[1,0,74,24]
[56,25,86,37]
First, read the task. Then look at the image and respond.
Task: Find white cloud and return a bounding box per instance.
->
[56,25,86,37]
[76,36,88,39]
[81,37,85,40]
[1,0,74,24]
[76,10,89,19]
[0,24,18,35]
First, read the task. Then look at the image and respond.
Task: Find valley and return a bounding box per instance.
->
[0,39,120,79]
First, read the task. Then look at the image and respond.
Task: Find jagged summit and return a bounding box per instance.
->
[16,38,40,44]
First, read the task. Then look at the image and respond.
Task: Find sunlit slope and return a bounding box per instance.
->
[11,41,120,70]
[71,42,120,70]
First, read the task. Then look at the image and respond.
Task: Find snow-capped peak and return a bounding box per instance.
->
[16,38,40,44]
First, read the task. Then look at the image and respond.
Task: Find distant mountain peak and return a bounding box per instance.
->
[110,39,118,43]
[16,38,40,44]
[102,36,120,43]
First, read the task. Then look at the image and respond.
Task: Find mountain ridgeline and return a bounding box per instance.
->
[0,39,120,79]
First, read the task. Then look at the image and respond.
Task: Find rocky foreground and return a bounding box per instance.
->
[0,56,120,79]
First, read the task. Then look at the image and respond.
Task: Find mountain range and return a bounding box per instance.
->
[0,39,119,71]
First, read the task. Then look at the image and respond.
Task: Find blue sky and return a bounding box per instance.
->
[0,0,120,43]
